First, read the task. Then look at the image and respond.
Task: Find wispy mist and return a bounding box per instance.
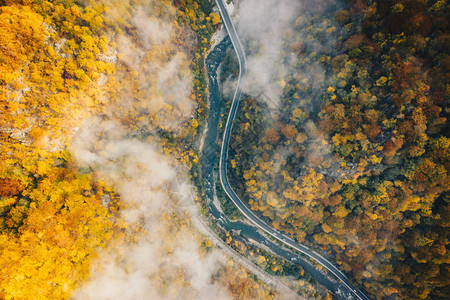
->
[70,1,232,299]
[71,119,230,300]
[232,0,344,109]
[74,119,232,299]
[236,0,303,107]
[103,1,194,131]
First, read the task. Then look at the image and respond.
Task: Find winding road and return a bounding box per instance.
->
[214,1,369,299]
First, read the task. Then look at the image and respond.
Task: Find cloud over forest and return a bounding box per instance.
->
[71,1,231,299]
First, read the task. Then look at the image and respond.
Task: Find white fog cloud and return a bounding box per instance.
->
[70,1,231,298]
[236,0,303,107]
[133,9,173,48]
[71,118,230,300]
[103,1,194,131]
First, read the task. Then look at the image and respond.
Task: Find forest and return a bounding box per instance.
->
[226,0,449,299]
[0,0,448,299]
[0,0,279,299]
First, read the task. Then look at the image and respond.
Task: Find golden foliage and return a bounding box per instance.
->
[0,1,125,298]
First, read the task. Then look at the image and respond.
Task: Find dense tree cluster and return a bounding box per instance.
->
[0,0,281,298]
[0,1,124,298]
[227,0,449,299]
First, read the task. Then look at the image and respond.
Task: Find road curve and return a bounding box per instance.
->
[214,1,369,299]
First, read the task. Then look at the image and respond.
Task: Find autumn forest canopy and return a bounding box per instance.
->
[226,0,449,299]
[0,0,448,300]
